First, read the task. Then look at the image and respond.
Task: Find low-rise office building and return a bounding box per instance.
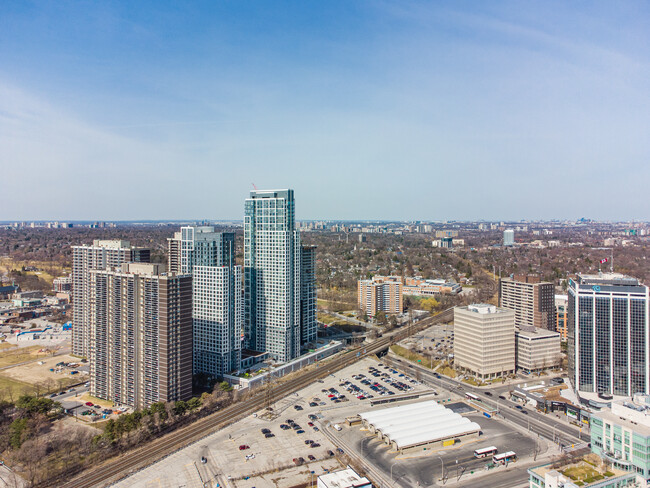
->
[515,326,562,373]
[528,457,635,488]
[403,277,462,296]
[590,396,650,486]
[454,304,515,380]
[317,467,371,488]
[53,275,72,293]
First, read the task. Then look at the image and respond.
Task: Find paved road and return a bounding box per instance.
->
[385,356,587,448]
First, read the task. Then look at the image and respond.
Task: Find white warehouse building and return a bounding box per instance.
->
[359,400,480,453]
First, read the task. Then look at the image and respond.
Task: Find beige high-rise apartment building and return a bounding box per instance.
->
[89,263,192,409]
[72,240,150,358]
[357,276,402,318]
[454,304,515,379]
[499,274,555,330]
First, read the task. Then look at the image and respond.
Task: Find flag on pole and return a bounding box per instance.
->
[600,258,608,264]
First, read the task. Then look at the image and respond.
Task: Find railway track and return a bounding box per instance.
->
[57,308,454,488]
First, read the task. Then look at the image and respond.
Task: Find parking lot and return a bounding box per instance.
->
[400,324,454,362]
[115,356,437,488]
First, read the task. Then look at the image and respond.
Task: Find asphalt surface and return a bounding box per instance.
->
[385,357,588,448]
[353,411,540,488]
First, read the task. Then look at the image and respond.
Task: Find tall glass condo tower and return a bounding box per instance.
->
[244,189,302,362]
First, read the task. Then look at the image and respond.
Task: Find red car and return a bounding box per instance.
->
[85,402,94,407]
[238,445,250,450]
[308,422,314,427]
[327,394,335,398]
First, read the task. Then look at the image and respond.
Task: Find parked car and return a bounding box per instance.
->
[239,445,250,450]
[85,402,93,407]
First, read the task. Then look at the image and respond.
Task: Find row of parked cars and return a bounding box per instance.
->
[292,447,343,466]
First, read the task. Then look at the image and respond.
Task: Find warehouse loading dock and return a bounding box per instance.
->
[359,400,481,454]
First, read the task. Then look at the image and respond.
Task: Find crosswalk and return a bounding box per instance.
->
[562,442,589,453]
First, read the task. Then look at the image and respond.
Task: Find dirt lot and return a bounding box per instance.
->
[0,345,50,368]
[0,353,83,393]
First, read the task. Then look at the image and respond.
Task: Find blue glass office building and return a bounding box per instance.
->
[568,273,649,396]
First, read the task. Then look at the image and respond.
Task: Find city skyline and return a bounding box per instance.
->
[2,2,650,222]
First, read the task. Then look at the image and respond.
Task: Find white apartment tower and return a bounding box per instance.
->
[244,189,302,362]
[168,226,242,378]
[72,240,150,358]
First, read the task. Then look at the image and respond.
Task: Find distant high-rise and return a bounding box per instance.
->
[89,263,192,409]
[72,240,150,358]
[568,273,649,396]
[499,274,555,330]
[503,229,515,247]
[244,189,302,362]
[169,226,241,377]
[301,245,317,345]
[357,276,403,318]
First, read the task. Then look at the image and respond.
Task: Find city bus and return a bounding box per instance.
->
[474,446,498,458]
[493,451,517,464]
[466,392,479,401]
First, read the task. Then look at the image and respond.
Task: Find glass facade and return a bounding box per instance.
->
[173,226,241,377]
[244,190,303,363]
[570,274,649,396]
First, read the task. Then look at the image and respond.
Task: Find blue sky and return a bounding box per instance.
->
[2,1,649,221]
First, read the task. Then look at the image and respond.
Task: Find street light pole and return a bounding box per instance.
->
[391,461,398,481]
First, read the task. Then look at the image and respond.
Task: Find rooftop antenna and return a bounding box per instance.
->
[251,183,258,190]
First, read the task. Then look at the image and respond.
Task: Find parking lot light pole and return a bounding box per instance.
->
[390,461,398,481]
[437,455,445,480]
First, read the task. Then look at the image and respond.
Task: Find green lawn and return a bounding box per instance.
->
[317,313,337,325]
[390,345,438,369]
[0,375,35,400]
[0,345,49,368]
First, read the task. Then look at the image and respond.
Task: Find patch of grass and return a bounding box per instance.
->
[0,345,48,368]
[562,463,601,482]
[440,364,456,378]
[390,345,437,369]
[0,258,70,286]
[0,375,34,400]
[317,313,337,325]
[603,471,615,477]
[0,343,16,351]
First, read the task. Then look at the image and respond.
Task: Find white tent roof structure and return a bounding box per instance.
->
[359,400,480,450]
